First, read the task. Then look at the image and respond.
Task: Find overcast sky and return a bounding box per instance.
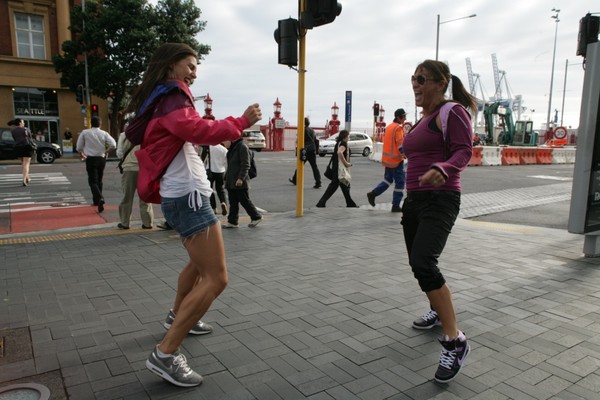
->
[188,0,594,132]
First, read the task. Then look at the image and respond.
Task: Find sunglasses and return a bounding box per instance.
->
[411,75,434,85]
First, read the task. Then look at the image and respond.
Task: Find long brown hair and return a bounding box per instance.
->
[415,60,477,113]
[127,43,198,113]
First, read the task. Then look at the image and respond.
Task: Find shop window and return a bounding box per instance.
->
[13,87,58,117]
[15,13,46,60]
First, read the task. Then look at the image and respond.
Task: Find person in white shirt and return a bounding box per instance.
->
[206,143,228,215]
[76,116,116,212]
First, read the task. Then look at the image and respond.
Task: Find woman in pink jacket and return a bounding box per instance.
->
[126,43,261,387]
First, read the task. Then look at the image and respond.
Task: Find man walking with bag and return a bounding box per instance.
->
[367,108,407,212]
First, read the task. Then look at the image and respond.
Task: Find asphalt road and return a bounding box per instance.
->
[0,151,576,230]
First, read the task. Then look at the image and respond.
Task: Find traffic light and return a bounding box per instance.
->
[91,104,99,117]
[300,0,342,29]
[373,103,380,116]
[577,13,600,58]
[76,84,84,104]
[274,18,298,67]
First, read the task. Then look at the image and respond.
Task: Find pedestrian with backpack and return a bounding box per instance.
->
[222,138,263,228]
[125,43,262,387]
[402,60,476,384]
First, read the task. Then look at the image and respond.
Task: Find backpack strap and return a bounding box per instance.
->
[117,145,134,174]
[438,102,457,142]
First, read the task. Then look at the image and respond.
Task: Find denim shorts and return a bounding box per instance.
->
[161,193,218,239]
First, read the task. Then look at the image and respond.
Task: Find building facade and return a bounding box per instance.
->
[0,0,109,149]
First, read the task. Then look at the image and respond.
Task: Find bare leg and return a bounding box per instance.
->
[425,284,458,339]
[159,223,228,354]
[171,264,201,315]
[21,157,31,183]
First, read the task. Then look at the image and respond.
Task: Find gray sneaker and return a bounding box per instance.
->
[164,309,213,335]
[412,309,441,330]
[146,346,203,387]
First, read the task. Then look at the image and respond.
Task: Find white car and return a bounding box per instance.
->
[318,132,373,157]
[242,130,266,152]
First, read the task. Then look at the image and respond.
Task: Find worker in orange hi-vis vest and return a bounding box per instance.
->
[367,108,407,212]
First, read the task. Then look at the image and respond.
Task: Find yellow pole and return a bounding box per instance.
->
[296,0,307,217]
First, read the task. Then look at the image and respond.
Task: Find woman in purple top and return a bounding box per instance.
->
[401,60,477,384]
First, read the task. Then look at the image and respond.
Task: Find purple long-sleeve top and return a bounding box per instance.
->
[403,103,472,192]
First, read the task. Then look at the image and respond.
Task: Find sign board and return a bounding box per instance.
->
[62,139,73,153]
[345,90,352,123]
[275,119,286,129]
[568,42,600,233]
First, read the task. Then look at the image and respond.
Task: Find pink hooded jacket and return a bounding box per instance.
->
[130,80,250,203]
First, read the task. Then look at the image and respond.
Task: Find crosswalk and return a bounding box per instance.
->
[0,173,86,213]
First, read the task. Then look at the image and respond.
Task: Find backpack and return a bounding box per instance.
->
[249,150,257,179]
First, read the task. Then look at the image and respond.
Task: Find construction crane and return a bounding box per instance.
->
[465,58,487,129]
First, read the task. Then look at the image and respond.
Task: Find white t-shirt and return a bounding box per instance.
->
[160,143,212,203]
[208,144,228,173]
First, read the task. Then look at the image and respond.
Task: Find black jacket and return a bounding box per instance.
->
[225,138,251,189]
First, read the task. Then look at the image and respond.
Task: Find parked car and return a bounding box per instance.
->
[242,129,266,152]
[318,132,373,157]
[0,128,63,164]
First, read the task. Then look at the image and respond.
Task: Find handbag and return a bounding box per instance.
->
[324,157,334,180]
[338,163,351,186]
[21,135,37,152]
[323,142,337,180]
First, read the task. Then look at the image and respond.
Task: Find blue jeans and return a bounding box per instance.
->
[401,190,460,292]
[372,163,405,206]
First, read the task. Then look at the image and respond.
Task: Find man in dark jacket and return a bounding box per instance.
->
[289,117,321,188]
[223,138,262,228]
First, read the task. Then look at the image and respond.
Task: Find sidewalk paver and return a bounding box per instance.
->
[1,207,599,400]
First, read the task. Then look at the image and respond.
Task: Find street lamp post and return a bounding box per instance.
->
[435,13,477,61]
[546,8,560,131]
[559,59,583,127]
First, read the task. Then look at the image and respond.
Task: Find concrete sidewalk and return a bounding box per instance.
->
[1,207,599,399]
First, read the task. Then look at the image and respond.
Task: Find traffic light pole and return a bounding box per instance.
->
[82,0,91,128]
[295,0,307,217]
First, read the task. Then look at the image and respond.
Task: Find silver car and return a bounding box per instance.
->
[318,132,373,157]
[242,130,266,152]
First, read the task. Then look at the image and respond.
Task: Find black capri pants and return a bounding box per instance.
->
[401,190,461,293]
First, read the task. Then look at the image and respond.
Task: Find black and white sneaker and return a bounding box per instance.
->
[412,309,441,330]
[146,346,203,387]
[163,309,213,335]
[434,333,471,383]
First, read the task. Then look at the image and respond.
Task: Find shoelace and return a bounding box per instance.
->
[172,353,192,374]
[422,309,438,322]
[438,347,456,370]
